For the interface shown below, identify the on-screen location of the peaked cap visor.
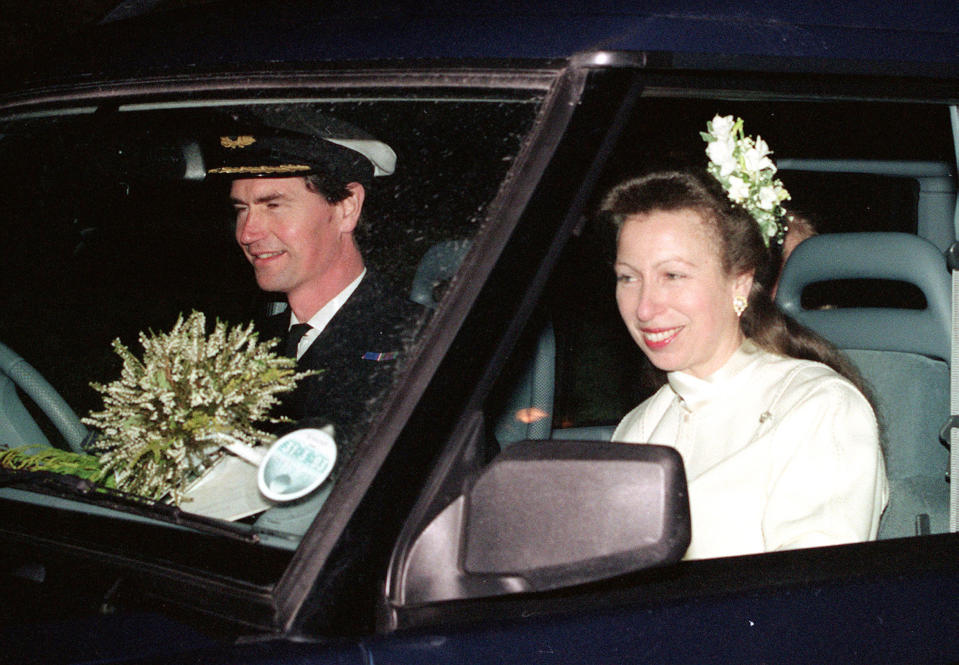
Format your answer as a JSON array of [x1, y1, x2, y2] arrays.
[[205, 114, 396, 182]]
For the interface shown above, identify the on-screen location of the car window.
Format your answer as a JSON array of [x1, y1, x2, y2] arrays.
[[0, 90, 546, 575], [387, 90, 957, 620], [551, 96, 955, 430]]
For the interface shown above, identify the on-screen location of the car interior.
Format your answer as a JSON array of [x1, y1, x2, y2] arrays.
[[0, 94, 955, 569], [777, 230, 951, 538], [422, 101, 958, 548]]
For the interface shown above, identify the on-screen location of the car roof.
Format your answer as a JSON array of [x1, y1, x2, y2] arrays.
[[10, 0, 959, 88]]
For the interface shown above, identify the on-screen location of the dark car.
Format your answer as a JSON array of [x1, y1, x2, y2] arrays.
[[2, 2, 959, 663]]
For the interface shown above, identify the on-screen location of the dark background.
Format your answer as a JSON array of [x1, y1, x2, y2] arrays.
[[0, 1, 117, 68]]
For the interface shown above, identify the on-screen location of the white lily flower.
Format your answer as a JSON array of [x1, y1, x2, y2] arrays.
[[706, 139, 737, 176], [744, 141, 774, 173], [727, 176, 749, 202], [758, 185, 779, 210], [710, 114, 736, 140]]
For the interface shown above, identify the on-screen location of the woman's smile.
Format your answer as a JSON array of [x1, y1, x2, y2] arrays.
[[640, 326, 683, 348]]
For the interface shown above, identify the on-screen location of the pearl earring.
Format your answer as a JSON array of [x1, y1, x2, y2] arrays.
[[733, 295, 748, 317]]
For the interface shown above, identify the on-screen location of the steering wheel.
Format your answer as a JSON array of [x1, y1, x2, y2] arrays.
[[0, 341, 87, 453]]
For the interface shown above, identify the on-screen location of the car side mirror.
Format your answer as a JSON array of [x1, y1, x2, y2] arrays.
[[394, 439, 690, 606]]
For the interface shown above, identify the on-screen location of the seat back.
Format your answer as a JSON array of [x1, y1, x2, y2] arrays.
[[410, 239, 560, 447], [776, 232, 951, 538], [493, 321, 556, 446]]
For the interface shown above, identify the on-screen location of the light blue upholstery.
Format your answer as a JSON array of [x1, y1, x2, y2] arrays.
[[491, 326, 616, 447], [409, 239, 562, 448], [410, 240, 614, 448], [0, 341, 89, 453], [409, 238, 472, 310], [777, 160, 956, 253], [776, 232, 950, 360], [776, 232, 951, 539], [0, 372, 50, 449], [494, 323, 557, 447], [551, 425, 616, 441]]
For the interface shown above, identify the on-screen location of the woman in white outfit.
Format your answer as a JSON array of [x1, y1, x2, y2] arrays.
[[603, 162, 888, 560]]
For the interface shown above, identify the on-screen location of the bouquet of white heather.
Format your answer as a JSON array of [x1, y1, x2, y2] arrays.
[[701, 114, 791, 246], [83, 311, 313, 504]]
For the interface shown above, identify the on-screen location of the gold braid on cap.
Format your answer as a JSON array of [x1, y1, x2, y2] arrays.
[[207, 164, 312, 175], [220, 135, 256, 149]]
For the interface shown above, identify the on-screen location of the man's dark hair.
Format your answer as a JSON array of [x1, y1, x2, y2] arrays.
[[305, 173, 352, 203]]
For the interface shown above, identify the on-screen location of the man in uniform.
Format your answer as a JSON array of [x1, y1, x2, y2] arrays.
[[206, 113, 421, 453]]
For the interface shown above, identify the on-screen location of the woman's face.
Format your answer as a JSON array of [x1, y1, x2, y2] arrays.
[[614, 208, 752, 379]]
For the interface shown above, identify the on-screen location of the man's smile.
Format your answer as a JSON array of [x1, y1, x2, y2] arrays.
[[249, 249, 286, 263]]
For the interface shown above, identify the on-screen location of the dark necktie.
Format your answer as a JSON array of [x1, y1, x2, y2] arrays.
[[284, 323, 313, 358]]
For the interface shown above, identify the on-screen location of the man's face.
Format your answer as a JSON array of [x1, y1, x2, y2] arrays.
[[231, 177, 352, 300]]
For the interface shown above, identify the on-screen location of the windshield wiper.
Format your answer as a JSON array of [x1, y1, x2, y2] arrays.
[[0, 469, 259, 543]]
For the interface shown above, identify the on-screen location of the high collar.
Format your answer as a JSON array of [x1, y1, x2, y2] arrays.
[[666, 339, 763, 412]]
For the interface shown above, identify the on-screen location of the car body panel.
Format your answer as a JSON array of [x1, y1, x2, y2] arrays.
[[1, 2, 958, 664], [10, 0, 959, 89]]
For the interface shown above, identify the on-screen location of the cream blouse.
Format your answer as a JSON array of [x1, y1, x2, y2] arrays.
[[612, 340, 888, 560]]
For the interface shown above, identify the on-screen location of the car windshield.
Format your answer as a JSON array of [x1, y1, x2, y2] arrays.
[[0, 90, 546, 567]]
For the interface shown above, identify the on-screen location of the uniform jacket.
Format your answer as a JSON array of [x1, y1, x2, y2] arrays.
[[259, 271, 423, 456]]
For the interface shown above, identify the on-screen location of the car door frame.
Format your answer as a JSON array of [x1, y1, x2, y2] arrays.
[[375, 57, 959, 660]]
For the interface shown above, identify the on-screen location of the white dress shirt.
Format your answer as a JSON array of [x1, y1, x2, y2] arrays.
[[289, 269, 366, 360], [613, 340, 888, 560]]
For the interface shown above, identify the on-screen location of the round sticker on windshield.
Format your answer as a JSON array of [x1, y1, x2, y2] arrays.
[[257, 428, 337, 502]]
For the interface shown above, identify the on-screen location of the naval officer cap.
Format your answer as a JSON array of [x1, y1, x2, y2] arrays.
[[205, 111, 396, 185]]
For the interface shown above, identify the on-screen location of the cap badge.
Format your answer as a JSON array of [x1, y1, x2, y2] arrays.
[[220, 135, 257, 149]]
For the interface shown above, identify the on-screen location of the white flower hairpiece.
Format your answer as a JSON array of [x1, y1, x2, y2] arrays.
[[701, 115, 791, 247]]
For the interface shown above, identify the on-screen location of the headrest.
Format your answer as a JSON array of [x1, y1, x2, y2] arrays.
[[410, 239, 472, 309], [776, 232, 951, 361]]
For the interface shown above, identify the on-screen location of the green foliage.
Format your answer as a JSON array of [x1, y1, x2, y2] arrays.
[[0, 445, 113, 486], [83, 311, 314, 504]]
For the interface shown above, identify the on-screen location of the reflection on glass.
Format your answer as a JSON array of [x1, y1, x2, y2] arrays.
[[0, 94, 543, 571]]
